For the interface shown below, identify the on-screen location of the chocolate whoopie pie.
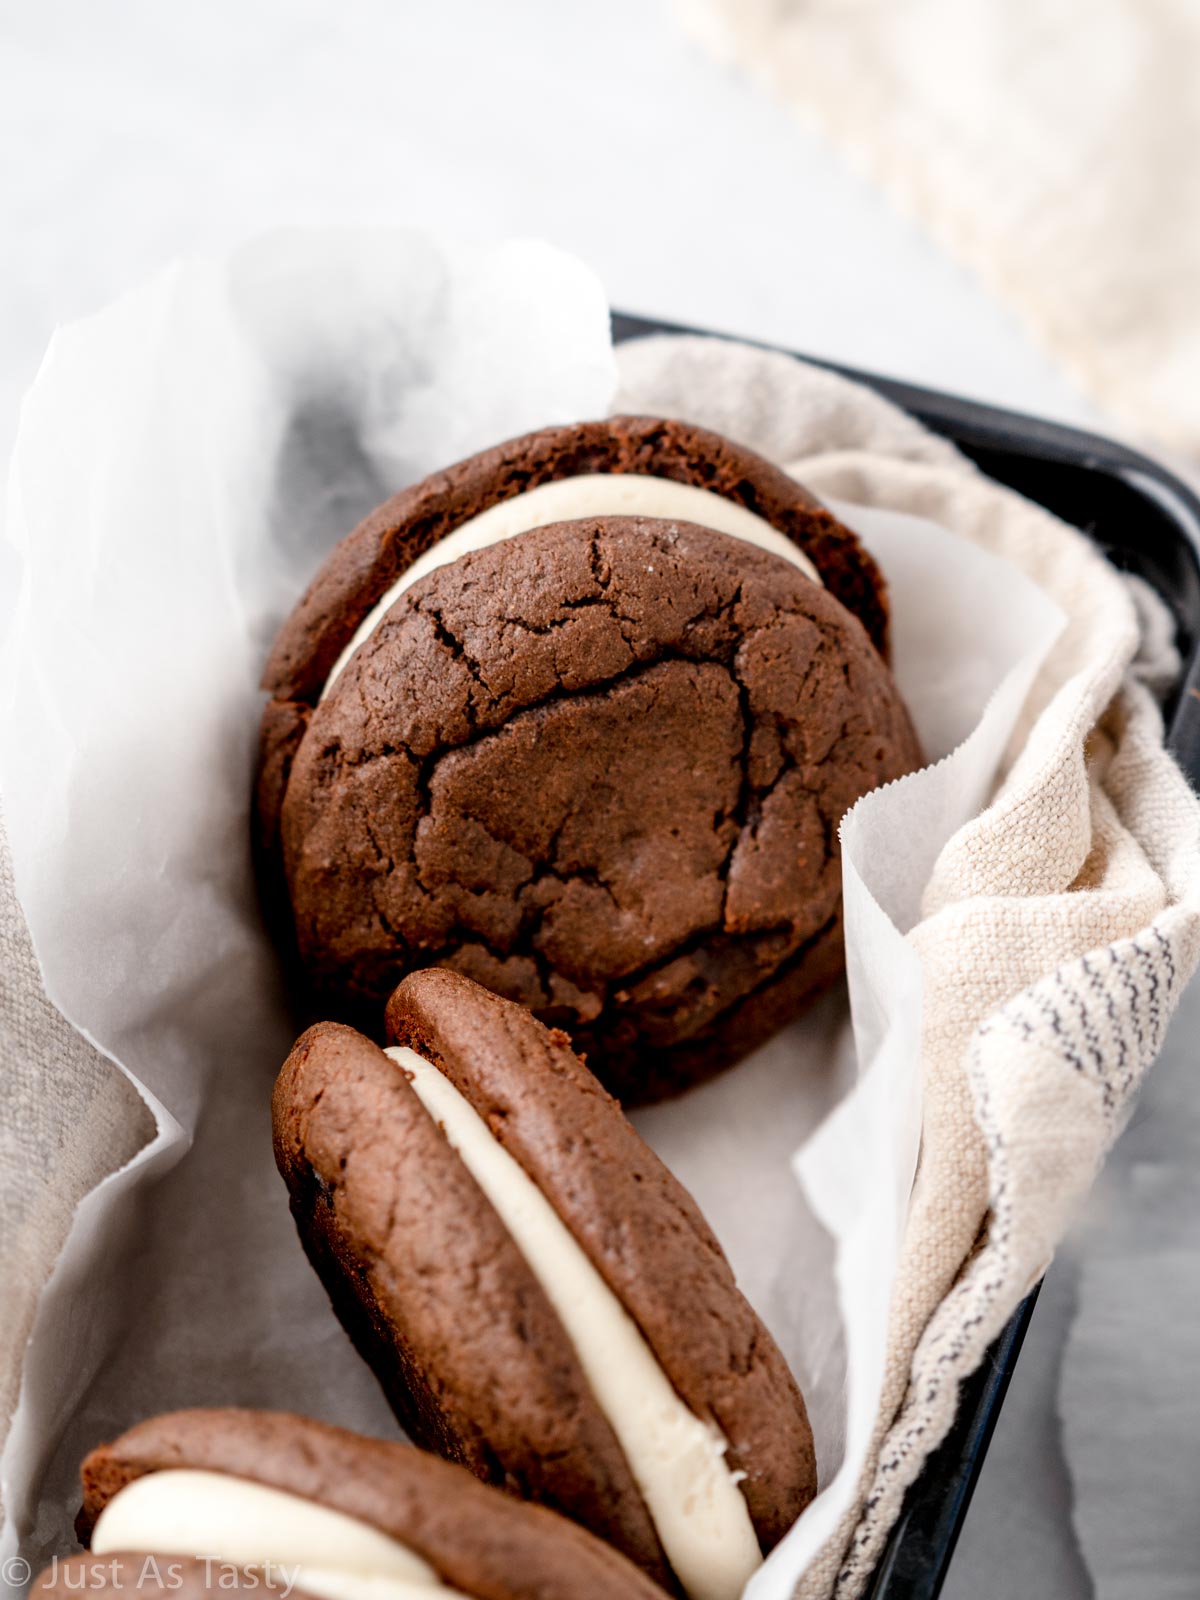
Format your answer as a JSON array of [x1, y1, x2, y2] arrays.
[[39, 1407, 664, 1600], [257, 418, 921, 1102], [273, 968, 818, 1600]]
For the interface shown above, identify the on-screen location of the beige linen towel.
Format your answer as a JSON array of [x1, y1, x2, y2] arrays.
[[615, 333, 1200, 1596], [0, 818, 153, 1511], [678, 0, 1200, 458]]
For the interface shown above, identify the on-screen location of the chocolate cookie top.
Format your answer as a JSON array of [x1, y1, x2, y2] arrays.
[[75, 1408, 667, 1600], [273, 972, 816, 1597], [263, 415, 888, 704], [270, 515, 920, 1091]]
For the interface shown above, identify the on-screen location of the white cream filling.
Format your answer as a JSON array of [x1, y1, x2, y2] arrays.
[[321, 473, 823, 695], [390, 1045, 763, 1600], [91, 1469, 472, 1600]]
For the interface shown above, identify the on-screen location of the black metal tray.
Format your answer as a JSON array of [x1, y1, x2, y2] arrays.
[[612, 310, 1200, 1600]]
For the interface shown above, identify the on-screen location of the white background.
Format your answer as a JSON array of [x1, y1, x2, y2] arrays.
[[4, 2, 1197, 1595]]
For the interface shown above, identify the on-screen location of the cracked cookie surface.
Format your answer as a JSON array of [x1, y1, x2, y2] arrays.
[[276, 515, 921, 1100]]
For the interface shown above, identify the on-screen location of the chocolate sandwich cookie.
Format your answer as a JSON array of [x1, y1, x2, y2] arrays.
[[273, 968, 818, 1600], [259, 454, 921, 1099], [38, 1407, 665, 1600]]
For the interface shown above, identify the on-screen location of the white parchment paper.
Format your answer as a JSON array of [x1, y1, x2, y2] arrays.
[[0, 229, 1063, 1591]]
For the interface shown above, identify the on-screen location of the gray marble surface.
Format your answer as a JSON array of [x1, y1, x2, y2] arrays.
[[3, 3, 1197, 1594]]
